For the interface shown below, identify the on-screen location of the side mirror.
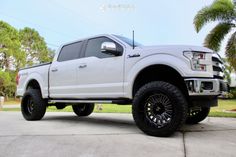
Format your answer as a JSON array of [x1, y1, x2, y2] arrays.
[[101, 42, 121, 56]]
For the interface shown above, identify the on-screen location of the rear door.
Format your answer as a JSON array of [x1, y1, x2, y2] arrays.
[[49, 41, 84, 98]]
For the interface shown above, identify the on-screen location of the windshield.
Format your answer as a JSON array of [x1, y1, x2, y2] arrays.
[[114, 35, 142, 47]]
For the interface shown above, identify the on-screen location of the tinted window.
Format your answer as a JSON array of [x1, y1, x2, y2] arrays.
[[85, 37, 116, 58], [58, 42, 82, 62]]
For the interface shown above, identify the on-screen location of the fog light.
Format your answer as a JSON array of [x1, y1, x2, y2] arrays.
[[201, 82, 213, 90]]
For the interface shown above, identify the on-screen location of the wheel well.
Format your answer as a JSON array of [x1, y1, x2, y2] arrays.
[[132, 65, 189, 98], [26, 79, 41, 91]]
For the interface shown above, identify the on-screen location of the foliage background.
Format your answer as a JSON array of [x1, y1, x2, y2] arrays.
[[194, 0, 236, 71], [0, 20, 54, 99]]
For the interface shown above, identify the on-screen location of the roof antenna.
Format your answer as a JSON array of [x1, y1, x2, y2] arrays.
[[132, 30, 135, 49]]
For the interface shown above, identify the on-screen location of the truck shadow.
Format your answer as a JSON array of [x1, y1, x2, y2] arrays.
[[44, 114, 137, 128], [42, 114, 236, 133]]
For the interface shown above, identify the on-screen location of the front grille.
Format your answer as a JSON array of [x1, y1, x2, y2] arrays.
[[212, 53, 224, 80]]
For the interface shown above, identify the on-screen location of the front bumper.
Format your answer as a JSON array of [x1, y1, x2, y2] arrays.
[[185, 78, 228, 96]]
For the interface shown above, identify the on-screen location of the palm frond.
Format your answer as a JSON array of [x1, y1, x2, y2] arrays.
[[194, 0, 235, 32], [226, 31, 236, 71], [204, 22, 233, 51]]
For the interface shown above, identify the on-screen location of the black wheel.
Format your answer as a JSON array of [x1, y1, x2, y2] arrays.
[[72, 103, 94, 117], [132, 81, 188, 137], [21, 89, 47, 121], [186, 107, 210, 124], [55, 103, 66, 110]]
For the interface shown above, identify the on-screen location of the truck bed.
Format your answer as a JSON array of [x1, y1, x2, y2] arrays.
[[17, 62, 52, 98], [20, 62, 52, 70]]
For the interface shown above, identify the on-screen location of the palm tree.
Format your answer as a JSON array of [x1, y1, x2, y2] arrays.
[[194, 0, 236, 71], [222, 58, 233, 85]]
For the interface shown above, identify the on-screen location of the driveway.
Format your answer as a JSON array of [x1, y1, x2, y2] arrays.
[[0, 112, 235, 157]]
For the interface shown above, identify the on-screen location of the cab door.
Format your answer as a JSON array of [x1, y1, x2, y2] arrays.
[[49, 41, 84, 98], [75, 37, 125, 98]]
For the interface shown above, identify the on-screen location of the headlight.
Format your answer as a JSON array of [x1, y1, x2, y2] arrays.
[[184, 51, 207, 71]]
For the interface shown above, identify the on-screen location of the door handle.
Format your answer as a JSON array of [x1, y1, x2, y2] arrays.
[[51, 68, 58, 72], [79, 64, 87, 68]]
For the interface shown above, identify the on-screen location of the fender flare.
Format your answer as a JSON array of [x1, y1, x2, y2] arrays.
[[125, 54, 189, 98], [23, 72, 48, 98]]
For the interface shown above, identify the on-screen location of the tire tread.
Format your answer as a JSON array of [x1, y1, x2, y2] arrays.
[[21, 89, 47, 121], [132, 81, 188, 137]]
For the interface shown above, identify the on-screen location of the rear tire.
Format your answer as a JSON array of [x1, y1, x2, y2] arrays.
[[55, 103, 66, 110], [132, 81, 188, 137], [21, 89, 47, 121], [186, 107, 210, 124], [72, 103, 94, 117]]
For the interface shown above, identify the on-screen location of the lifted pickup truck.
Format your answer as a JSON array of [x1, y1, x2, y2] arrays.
[[16, 34, 227, 137]]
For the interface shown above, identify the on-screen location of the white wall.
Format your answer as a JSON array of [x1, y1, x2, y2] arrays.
[[230, 73, 236, 87]]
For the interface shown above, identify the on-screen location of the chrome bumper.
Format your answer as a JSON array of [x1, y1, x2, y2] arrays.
[[185, 78, 228, 96]]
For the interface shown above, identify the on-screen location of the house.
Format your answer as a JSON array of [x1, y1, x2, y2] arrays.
[[230, 73, 236, 88]]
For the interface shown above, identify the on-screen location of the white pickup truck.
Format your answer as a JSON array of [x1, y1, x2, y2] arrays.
[[16, 34, 227, 137]]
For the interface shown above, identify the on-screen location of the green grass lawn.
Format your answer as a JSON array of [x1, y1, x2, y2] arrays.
[[1, 99, 236, 118], [209, 99, 236, 118], [2, 98, 20, 105]]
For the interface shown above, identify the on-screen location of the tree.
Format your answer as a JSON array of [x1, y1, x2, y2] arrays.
[[47, 48, 56, 61], [0, 21, 25, 71], [19, 27, 52, 66], [222, 58, 234, 85], [194, 0, 236, 71], [0, 21, 55, 99], [0, 70, 11, 97]]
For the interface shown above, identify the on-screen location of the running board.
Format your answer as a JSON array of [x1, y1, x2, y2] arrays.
[[48, 98, 132, 105], [49, 99, 112, 104]]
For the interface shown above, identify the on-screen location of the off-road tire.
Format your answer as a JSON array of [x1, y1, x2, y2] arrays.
[[186, 107, 210, 124], [21, 89, 47, 120], [132, 81, 188, 137], [55, 103, 66, 110], [72, 103, 94, 117]]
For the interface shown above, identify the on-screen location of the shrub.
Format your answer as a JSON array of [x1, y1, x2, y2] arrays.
[[230, 88, 236, 99]]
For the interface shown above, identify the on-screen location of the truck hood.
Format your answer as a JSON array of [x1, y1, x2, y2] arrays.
[[138, 45, 214, 54]]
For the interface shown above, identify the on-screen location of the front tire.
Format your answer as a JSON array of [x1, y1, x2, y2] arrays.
[[132, 81, 188, 137], [72, 103, 94, 117], [21, 89, 47, 121], [186, 107, 210, 124]]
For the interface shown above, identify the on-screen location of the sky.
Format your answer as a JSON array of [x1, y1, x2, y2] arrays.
[[0, 0, 226, 56]]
